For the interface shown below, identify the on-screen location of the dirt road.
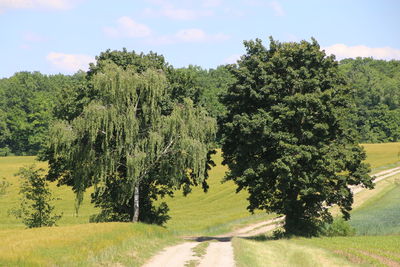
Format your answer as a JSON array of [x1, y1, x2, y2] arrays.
[[141, 215, 284, 267], [141, 166, 400, 267]]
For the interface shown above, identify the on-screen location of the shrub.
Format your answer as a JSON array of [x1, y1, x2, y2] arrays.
[[319, 218, 355, 237], [0, 177, 10, 196], [9, 166, 62, 228]]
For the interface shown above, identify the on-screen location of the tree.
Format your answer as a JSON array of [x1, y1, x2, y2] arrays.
[[339, 58, 400, 143], [0, 72, 81, 155], [9, 166, 62, 228], [0, 177, 10, 196], [220, 37, 373, 236], [46, 62, 216, 224]]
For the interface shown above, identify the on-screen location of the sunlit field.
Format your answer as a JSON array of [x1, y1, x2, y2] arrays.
[[362, 142, 400, 172], [232, 173, 400, 267], [0, 143, 399, 265]]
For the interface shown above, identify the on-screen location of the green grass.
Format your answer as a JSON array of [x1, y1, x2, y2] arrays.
[[296, 235, 400, 266], [232, 237, 355, 267], [164, 152, 274, 236], [232, 148, 400, 267], [185, 241, 210, 267], [0, 156, 99, 229], [0, 222, 177, 267], [0, 142, 399, 266], [233, 234, 400, 267], [362, 142, 400, 172], [349, 175, 400, 236], [0, 151, 271, 266]]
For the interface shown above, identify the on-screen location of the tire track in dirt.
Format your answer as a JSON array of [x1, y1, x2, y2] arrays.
[[141, 166, 400, 267]]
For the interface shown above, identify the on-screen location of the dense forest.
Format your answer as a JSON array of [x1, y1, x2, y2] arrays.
[[0, 53, 399, 156]]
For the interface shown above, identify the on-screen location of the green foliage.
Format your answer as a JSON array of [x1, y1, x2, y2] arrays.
[[169, 65, 234, 120], [9, 166, 62, 228], [45, 61, 216, 224], [0, 177, 10, 196], [88, 48, 171, 77], [340, 58, 400, 143], [0, 72, 84, 155], [319, 218, 355, 237], [220, 37, 373, 236]]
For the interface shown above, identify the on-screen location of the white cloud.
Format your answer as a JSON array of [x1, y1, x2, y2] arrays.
[[46, 52, 94, 72], [147, 28, 230, 45], [0, 0, 80, 12], [104, 16, 151, 38], [323, 44, 400, 60], [224, 54, 241, 64], [268, 1, 284, 16]]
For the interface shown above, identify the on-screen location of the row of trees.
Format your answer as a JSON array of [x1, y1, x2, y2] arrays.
[[1, 56, 400, 157], [0, 51, 233, 156], [341, 58, 400, 142], [0, 39, 387, 235]]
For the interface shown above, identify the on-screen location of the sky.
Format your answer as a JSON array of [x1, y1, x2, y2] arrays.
[[1, 0, 400, 78]]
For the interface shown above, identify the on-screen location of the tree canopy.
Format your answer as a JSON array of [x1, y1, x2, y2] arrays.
[[339, 58, 400, 143], [220, 38, 373, 236], [45, 60, 216, 223], [1, 52, 399, 157]]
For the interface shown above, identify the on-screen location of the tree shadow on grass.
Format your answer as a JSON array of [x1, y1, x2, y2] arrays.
[[186, 236, 232, 242]]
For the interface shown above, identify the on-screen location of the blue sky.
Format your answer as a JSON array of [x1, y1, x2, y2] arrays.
[[1, 0, 399, 77]]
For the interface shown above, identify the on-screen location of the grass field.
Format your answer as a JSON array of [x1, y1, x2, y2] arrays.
[[0, 156, 98, 229], [0, 222, 177, 266], [232, 172, 400, 267], [232, 237, 356, 267], [362, 142, 400, 172], [0, 151, 272, 266], [0, 143, 399, 266], [349, 175, 400, 236], [234, 234, 400, 267]]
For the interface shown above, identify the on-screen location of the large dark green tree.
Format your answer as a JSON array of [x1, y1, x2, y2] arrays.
[[46, 62, 216, 223], [220, 37, 373, 236]]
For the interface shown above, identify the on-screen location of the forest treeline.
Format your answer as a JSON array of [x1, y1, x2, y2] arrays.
[[0, 53, 399, 156]]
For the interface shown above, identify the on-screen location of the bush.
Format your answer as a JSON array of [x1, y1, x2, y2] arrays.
[[0, 177, 10, 196], [319, 218, 355, 237], [9, 166, 62, 228], [0, 146, 13, 157]]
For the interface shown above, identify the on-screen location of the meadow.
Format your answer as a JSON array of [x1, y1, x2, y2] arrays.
[[0, 143, 399, 266], [232, 173, 400, 267], [0, 151, 272, 266], [362, 142, 400, 172]]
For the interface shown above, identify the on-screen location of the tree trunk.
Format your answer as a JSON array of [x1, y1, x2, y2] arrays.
[[132, 183, 140, 222]]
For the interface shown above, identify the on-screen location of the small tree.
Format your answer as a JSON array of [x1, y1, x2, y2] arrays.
[[220, 37, 373, 236], [0, 177, 10, 196], [10, 166, 62, 228]]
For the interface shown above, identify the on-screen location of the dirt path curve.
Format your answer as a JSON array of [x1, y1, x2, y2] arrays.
[[351, 166, 400, 194], [141, 166, 400, 267]]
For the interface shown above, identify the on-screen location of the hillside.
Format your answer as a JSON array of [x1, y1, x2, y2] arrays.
[[232, 171, 400, 267], [0, 143, 399, 266]]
